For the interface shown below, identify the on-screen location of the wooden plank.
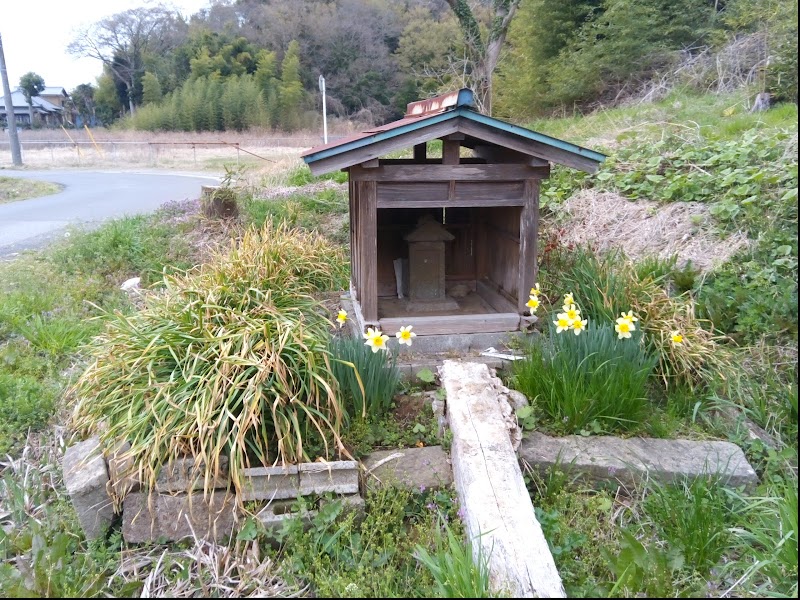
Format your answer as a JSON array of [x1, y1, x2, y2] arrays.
[[358, 181, 378, 322], [441, 361, 566, 598], [379, 313, 519, 336], [476, 278, 518, 314], [360, 158, 380, 168], [442, 139, 460, 165], [455, 181, 524, 202], [413, 143, 426, 162], [458, 118, 600, 174], [378, 197, 526, 209], [308, 120, 459, 175], [517, 180, 539, 313], [351, 163, 547, 182], [377, 181, 526, 208]]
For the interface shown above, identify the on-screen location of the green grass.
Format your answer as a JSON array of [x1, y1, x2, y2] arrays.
[[329, 335, 402, 422], [512, 323, 658, 434], [0, 176, 62, 204]]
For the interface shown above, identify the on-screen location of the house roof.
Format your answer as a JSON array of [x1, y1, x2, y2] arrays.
[[2, 90, 62, 113], [41, 86, 68, 97], [302, 88, 606, 175]]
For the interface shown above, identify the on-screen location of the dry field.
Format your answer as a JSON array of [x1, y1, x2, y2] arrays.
[[0, 127, 358, 180]]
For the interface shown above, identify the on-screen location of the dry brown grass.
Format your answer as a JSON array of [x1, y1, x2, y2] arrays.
[[112, 538, 304, 598], [558, 190, 750, 272]]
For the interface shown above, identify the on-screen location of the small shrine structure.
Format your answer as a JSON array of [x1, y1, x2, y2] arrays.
[[301, 89, 605, 336]]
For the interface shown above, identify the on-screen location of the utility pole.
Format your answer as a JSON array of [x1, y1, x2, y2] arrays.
[[318, 75, 328, 144], [0, 32, 23, 166]]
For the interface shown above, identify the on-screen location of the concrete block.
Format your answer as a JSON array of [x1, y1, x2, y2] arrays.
[[299, 461, 359, 495], [105, 440, 140, 499], [155, 455, 229, 493], [518, 432, 759, 491], [122, 491, 236, 544], [362, 446, 452, 494], [240, 465, 300, 501], [63, 437, 115, 540]]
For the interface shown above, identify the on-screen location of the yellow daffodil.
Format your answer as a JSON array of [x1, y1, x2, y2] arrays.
[[363, 327, 389, 353], [671, 331, 684, 345], [571, 318, 588, 335], [563, 292, 575, 306], [530, 283, 541, 297], [554, 313, 572, 333], [336, 310, 348, 327], [396, 325, 416, 346], [526, 295, 540, 312], [564, 304, 581, 321], [619, 310, 639, 323], [615, 317, 635, 339]]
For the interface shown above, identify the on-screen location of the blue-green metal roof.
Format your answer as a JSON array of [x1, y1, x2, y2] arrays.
[[301, 102, 606, 168]]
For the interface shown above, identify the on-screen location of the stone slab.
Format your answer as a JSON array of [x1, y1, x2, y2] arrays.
[[62, 437, 115, 540], [155, 455, 229, 493], [298, 461, 359, 495], [240, 465, 300, 501], [396, 356, 505, 380], [362, 446, 452, 493], [442, 360, 565, 598], [518, 432, 759, 490], [122, 491, 236, 544]]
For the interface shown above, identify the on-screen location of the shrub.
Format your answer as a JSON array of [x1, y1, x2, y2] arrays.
[[71, 222, 349, 498], [328, 336, 401, 422], [513, 323, 658, 433]]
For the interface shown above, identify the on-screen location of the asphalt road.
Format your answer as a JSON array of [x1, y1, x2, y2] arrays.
[[0, 170, 220, 257]]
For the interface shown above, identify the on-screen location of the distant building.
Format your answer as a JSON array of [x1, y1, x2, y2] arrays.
[[0, 87, 69, 127]]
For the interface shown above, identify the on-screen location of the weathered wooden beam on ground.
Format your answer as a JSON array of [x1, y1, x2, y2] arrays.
[[440, 360, 565, 598]]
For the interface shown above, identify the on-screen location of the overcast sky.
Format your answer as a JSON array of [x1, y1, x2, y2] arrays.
[[1, 0, 213, 92]]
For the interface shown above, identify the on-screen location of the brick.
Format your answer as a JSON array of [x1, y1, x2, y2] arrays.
[[298, 461, 359, 495], [62, 437, 115, 540], [122, 491, 235, 544], [240, 465, 300, 501], [155, 456, 229, 493]]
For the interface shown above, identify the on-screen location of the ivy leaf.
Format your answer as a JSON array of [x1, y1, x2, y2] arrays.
[[416, 368, 436, 384]]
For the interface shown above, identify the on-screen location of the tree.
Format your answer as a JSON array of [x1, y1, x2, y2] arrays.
[[276, 40, 304, 131], [19, 72, 45, 127], [445, 0, 521, 115], [68, 6, 184, 114], [94, 72, 122, 125], [141, 72, 162, 104], [70, 83, 96, 126]]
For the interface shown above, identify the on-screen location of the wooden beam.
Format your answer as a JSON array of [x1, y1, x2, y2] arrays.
[[517, 180, 540, 314], [471, 144, 550, 167], [379, 313, 519, 336], [443, 132, 466, 141], [307, 119, 459, 175], [458, 118, 601, 173], [359, 158, 380, 168], [441, 360, 566, 598], [357, 180, 378, 322], [378, 158, 487, 165], [350, 163, 548, 182], [413, 143, 426, 162], [442, 139, 460, 165]]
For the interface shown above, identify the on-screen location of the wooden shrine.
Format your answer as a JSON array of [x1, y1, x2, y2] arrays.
[[301, 89, 605, 336]]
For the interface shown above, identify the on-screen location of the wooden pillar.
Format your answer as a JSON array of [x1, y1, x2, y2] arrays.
[[413, 143, 426, 162], [442, 138, 460, 165], [517, 180, 540, 313], [349, 176, 359, 296], [357, 180, 378, 322]]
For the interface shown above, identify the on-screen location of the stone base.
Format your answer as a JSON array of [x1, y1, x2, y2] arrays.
[[406, 297, 460, 312], [362, 446, 452, 494]]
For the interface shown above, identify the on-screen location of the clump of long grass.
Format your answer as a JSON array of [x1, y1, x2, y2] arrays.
[[328, 336, 401, 422], [70, 222, 349, 499], [555, 248, 726, 387], [413, 517, 493, 599], [513, 323, 658, 433]]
